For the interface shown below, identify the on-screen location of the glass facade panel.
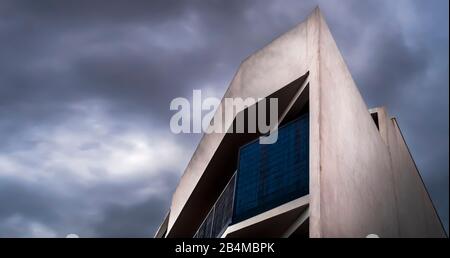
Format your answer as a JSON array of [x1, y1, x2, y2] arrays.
[[212, 175, 235, 237], [194, 207, 214, 238], [232, 114, 309, 223], [194, 174, 236, 238]]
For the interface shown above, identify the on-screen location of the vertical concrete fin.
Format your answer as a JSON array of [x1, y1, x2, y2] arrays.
[[314, 7, 446, 237], [316, 6, 401, 237], [388, 118, 447, 237], [305, 6, 322, 238], [166, 7, 320, 236]]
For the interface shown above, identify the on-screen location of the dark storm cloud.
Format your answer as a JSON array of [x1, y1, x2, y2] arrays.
[[0, 0, 258, 126], [93, 195, 169, 237], [0, 178, 59, 224], [0, 163, 179, 237], [88, 170, 179, 237], [0, 0, 448, 236]]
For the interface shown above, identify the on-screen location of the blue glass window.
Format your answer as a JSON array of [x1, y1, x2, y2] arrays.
[[232, 114, 309, 223]]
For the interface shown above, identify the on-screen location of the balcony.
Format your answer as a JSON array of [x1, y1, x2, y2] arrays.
[[194, 114, 309, 238], [193, 173, 236, 238]]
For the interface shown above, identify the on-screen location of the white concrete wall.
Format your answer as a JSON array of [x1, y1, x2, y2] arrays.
[[165, 7, 446, 238], [313, 10, 445, 237], [386, 117, 445, 237], [312, 11, 398, 237], [167, 8, 319, 233]]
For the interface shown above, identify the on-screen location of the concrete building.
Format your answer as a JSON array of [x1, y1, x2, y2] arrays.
[[155, 7, 446, 238]]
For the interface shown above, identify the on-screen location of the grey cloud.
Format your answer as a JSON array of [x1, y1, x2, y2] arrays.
[[0, 167, 179, 237], [92, 195, 169, 237], [0, 178, 59, 225]]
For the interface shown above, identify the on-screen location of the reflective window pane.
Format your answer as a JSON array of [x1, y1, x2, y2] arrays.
[[233, 114, 309, 223]]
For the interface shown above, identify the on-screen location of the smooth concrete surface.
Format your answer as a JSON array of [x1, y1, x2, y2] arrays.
[[154, 212, 169, 238], [166, 75, 308, 237], [311, 10, 445, 237], [222, 195, 310, 238], [369, 107, 389, 145], [161, 7, 446, 238], [167, 8, 319, 234], [387, 117, 446, 237], [311, 11, 399, 237]]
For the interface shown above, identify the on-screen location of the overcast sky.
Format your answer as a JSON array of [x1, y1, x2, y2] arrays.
[[0, 0, 448, 237]]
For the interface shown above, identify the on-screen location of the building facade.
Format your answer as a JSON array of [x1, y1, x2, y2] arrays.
[[155, 8, 446, 238]]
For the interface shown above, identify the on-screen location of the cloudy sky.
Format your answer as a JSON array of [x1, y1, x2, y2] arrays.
[[0, 0, 448, 237]]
